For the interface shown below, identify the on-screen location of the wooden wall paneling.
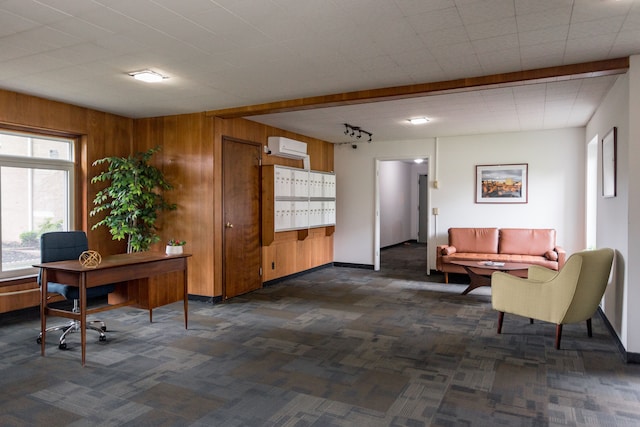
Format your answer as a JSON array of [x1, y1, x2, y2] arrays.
[[262, 245, 277, 282], [213, 117, 224, 297], [85, 110, 132, 256], [159, 113, 215, 297], [261, 165, 276, 246], [0, 89, 88, 134], [0, 280, 39, 313], [0, 89, 135, 313], [277, 237, 298, 277], [214, 117, 336, 287], [131, 113, 216, 300], [262, 231, 299, 281]]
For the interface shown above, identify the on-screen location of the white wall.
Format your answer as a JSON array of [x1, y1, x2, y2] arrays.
[[586, 73, 629, 343], [628, 55, 640, 355], [335, 128, 585, 270], [432, 129, 586, 258], [334, 55, 640, 356], [334, 140, 432, 265], [586, 55, 640, 354], [379, 161, 413, 247]]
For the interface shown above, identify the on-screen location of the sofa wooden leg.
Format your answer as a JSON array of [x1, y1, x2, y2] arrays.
[[444, 272, 449, 284], [497, 312, 504, 334], [586, 318, 593, 337], [530, 318, 534, 324], [555, 324, 563, 349]]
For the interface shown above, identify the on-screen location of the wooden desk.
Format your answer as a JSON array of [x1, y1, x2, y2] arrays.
[[35, 252, 191, 366]]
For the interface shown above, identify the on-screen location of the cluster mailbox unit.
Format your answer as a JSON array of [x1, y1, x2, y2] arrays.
[[268, 165, 336, 232]]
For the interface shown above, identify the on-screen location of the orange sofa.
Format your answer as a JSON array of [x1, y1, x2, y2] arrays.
[[436, 228, 566, 284]]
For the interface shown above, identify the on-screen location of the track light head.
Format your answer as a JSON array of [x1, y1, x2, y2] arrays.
[[341, 123, 371, 144]]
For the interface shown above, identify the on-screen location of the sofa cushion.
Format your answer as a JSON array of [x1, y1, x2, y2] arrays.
[[499, 228, 556, 256], [449, 228, 499, 254], [442, 253, 559, 270]]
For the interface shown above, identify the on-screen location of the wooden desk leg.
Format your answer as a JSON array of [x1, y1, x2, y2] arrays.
[[80, 274, 87, 366], [184, 261, 188, 329], [40, 269, 47, 357]]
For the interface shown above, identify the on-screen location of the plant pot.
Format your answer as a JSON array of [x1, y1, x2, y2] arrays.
[[166, 245, 183, 255]]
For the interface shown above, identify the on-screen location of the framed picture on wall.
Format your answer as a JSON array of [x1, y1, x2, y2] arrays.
[[602, 127, 617, 198], [476, 164, 528, 204]]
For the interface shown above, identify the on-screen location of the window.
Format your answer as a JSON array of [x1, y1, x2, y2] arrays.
[[0, 129, 74, 279]]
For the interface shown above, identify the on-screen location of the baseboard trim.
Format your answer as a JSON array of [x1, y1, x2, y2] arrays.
[[597, 307, 639, 364], [262, 263, 335, 287], [333, 262, 374, 270]]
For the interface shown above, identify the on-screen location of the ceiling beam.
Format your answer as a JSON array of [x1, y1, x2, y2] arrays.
[[206, 57, 629, 119]]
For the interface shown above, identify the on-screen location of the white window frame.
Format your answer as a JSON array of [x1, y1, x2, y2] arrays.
[[0, 131, 75, 279]]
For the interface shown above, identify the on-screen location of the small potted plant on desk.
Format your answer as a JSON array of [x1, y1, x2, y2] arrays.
[[166, 239, 186, 255]]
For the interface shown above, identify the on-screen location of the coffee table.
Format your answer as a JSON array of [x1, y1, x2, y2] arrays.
[[451, 260, 531, 295]]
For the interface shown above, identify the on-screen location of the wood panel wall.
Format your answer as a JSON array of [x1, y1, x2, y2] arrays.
[[0, 89, 335, 312], [214, 117, 335, 287], [134, 114, 335, 298], [0, 89, 132, 313], [133, 113, 215, 298]]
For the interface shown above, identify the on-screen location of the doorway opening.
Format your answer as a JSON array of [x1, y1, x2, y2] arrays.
[[374, 157, 430, 272]]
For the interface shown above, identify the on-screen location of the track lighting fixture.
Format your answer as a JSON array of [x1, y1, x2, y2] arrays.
[[340, 123, 373, 145]]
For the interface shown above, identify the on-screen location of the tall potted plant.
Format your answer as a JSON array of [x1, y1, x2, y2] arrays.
[[90, 146, 176, 253]]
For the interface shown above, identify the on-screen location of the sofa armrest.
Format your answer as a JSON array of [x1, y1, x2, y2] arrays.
[[437, 245, 456, 256], [555, 246, 566, 269], [436, 245, 453, 271]]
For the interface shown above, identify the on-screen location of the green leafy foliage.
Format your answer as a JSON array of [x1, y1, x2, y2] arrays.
[[90, 146, 176, 253]]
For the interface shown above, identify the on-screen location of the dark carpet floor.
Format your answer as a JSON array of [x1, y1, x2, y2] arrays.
[[1, 242, 639, 426]]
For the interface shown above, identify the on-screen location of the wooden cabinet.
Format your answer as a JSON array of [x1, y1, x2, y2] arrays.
[[262, 164, 335, 281], [262, 165, 336, 246]]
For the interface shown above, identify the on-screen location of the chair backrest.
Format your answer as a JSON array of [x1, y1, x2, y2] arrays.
[[560, 248, 614, 323], [38, 231, 88, 285]]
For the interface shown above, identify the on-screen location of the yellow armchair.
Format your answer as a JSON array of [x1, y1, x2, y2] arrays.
[[491, 248, 614, 349]]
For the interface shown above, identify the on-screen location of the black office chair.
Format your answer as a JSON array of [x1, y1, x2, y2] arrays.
[[36, 231, 116, 349]]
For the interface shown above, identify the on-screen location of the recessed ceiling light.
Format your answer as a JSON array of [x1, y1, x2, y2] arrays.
[[408, 117, 429, 125], [128, 70, 166, 83]]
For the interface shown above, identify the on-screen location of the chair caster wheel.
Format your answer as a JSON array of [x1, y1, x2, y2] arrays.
[[59, 342, 67, 350], [99, 335, 106, 342], [101, 326, 107, 332], [37, 337, 42, 344]]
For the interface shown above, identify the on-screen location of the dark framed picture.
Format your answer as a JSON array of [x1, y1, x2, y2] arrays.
[[476, 164, 528, 204], [602, 127, 617, 198]]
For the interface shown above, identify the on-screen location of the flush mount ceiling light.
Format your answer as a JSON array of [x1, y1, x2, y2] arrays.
[[414, 158, 424, 164], [128, 70, 166, 83], [408, 117, 429, 125]]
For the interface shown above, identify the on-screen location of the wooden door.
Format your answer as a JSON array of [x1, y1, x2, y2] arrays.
[[222, 137, 262, 299]]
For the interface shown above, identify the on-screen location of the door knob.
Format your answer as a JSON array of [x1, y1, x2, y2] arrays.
[[225, 222, 234, 228]]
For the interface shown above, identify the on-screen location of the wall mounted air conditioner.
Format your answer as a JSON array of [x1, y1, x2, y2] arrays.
[[268, 136, 307, 159]]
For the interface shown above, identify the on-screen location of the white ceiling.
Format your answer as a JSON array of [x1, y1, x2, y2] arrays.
[[1, 0, 639, 142]]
